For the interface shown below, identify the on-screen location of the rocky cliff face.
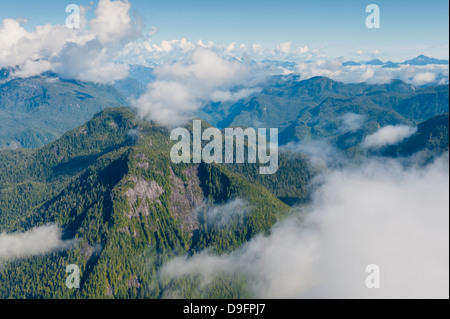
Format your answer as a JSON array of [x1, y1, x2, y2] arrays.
[[124, 176, 165, 218], [169, 165, 204, 234]]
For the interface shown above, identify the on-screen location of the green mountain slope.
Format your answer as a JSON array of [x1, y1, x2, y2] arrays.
[[0, 107, 314, 299], [383, 113, 449, 161], [0, 71, 125, 149], [394, 86, 449, 123], [198, 76, 449, 147]]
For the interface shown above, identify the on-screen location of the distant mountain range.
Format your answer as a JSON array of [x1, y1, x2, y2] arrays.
[[0, 64, 159, 149], [1, 55, 448, 153], [0, 70, 125, 148], [198, 76, 449, 156], [343, 54, 449, 68], [0, 70, 126, 149]]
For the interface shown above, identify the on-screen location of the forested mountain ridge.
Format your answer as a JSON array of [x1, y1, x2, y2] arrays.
[[0, 107, 316, 298], [2, 71, 448, 152], [198, 76, 449, 147], [0, 70, 126, 149]]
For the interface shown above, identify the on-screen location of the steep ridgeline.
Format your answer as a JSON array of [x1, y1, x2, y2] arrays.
[[0, 107, 316, 299], [0, 70, 125, 149]]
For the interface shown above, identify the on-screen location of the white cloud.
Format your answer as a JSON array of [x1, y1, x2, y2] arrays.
[[90, 0, 137, 45], [295, 61, 448, 86], [133, 47, 258, 126], [51, 40, 130, 84], [297, 46, 309, 54], [120, 38, 315, 67], [12, 60, 52, 78], [283, 140, 340, 166], [155, 48, 248, 86], [161, 155, 449, 299], [1, 0, 140, 83], [209, 88, 261, 102], [1, 0, 447, 87], [274, 41, 309, 57], [340, 113, 367, 133], [134, 80, 196, 126], [119, 38, 198, 65], [195, 198, 250, 227], [0, 225, 76, 260], [362, 125, 417, 149], [412, 72, 436, 86], [0, 18, 82, 71], [277, 41, 293, 54], [372, 49, 382, 56], [296, 58, 344, 79]]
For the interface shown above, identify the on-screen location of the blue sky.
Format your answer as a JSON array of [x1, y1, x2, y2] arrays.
[[0, 0, 448, 60]]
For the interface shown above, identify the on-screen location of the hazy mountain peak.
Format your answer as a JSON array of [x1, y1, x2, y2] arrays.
[[366, 59, 385, 65], [403, 55, 449, 65]]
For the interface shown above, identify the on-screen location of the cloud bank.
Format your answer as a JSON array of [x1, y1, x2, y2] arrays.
[[195, 198, 250, 227], [0, 225, 76, 260], [295, 59, 449, 86], [339, 113, 367, 134], [0, 0, 447, 128], [132, 47, 260, 126], [0, 0, 140, 83], [362, 125, 417, 149], [0, 0, 447, 90], [161, 154, 449, 299]]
